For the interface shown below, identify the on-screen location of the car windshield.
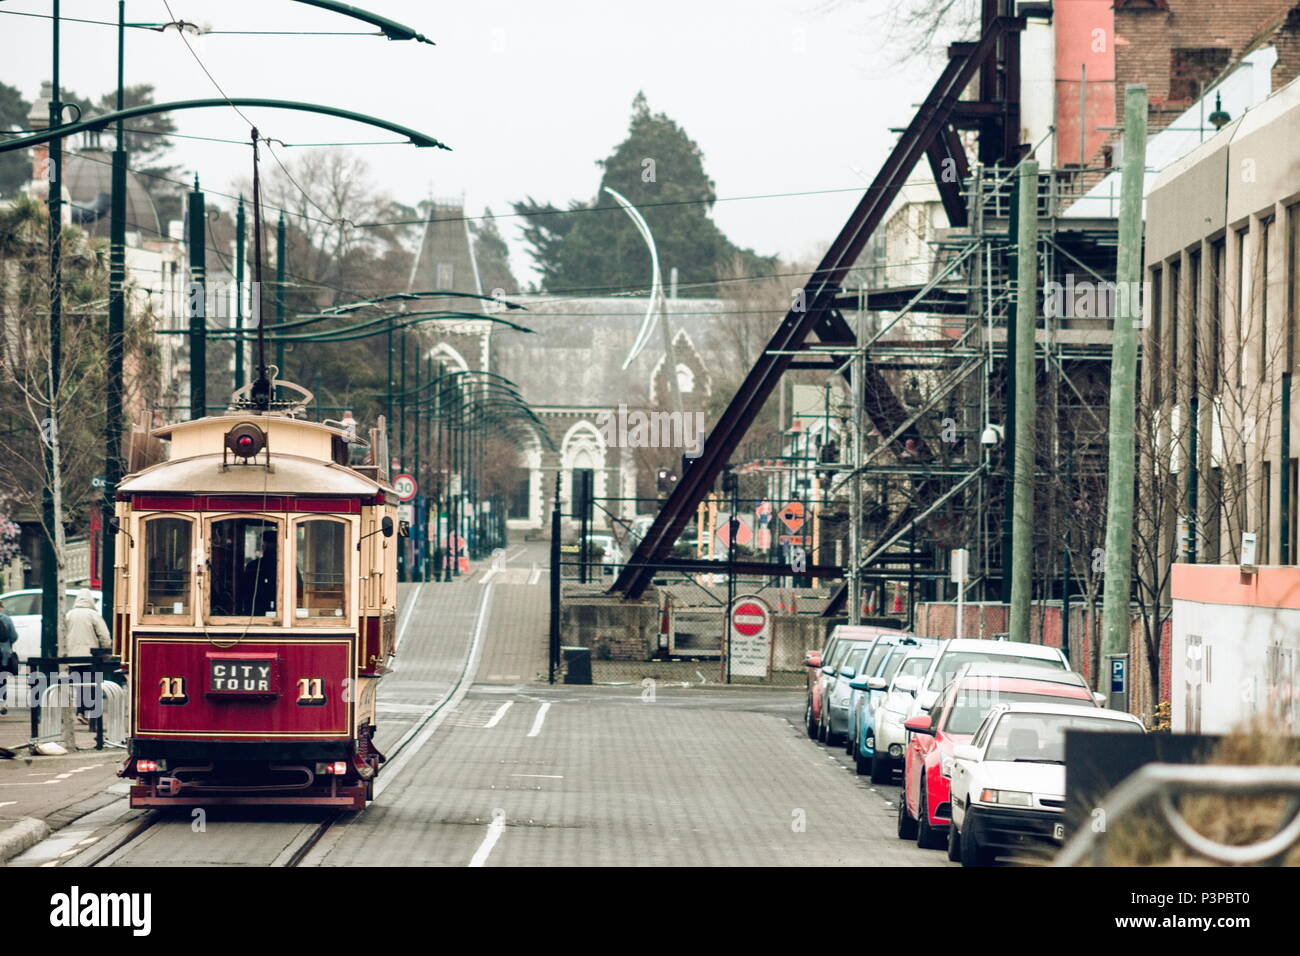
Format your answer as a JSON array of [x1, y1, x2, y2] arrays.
[[880, 647, 908, 682], [927, 650, 1063, 691], [943, 689, 1090, 735], [862, 642, 891, 677], [984, 713, 1142, 763], [840, 646, 869, 675], [3, 593, 41, 616]]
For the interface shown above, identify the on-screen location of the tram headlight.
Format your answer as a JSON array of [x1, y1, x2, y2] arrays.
[[225, 423, 266, 460]]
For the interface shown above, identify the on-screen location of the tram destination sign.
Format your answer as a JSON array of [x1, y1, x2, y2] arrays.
[[207, 657, 278, 697]]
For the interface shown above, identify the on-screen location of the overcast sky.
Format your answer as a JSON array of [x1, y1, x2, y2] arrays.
[[3, 0, 942, 287]]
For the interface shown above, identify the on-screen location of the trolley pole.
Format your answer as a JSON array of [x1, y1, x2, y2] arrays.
[[187, 176, 206, 420], [234, 196, 246, 392], [1009, 159, 1038, 642], [1102, 85, 1148, 657], [275, 212, 286, 386]]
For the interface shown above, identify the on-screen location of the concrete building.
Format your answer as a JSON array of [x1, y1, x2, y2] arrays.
[[1145, 68, 1300, 568]]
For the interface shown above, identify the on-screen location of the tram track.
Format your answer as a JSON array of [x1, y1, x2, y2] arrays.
[[67, 573, 494, 868]]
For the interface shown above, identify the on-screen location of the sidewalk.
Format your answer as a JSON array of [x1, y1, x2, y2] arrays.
[[0, 705, 128, 863]]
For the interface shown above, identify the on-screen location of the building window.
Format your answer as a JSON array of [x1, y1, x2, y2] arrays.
[[1169, 48, 1231, 103], [1261, 216, 1274, 383], [295, 520, 347, 619], [1169, 259, 1181, 404], [1235, 228, 1247, 389], [1210, 238, 1224, 393], [209, 517, 280, 619], [1263, 461, 1272, 565], [1188, 249, 1200, 394], [1149, 266, 1163, 405], [142, 517, 192, 618]]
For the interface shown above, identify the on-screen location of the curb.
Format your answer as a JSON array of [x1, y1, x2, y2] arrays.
[[0, 817, 51, 865]]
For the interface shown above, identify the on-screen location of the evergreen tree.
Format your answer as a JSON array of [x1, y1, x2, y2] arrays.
[[469, 207, 519, 295], [513, 93, 774, 296]]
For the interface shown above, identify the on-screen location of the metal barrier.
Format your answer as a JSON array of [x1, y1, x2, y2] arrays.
[[33, 679, 128, 750], [1055, 763, 1300, 866]]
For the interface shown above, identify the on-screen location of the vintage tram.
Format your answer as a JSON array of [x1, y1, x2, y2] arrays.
[[112, 383, 399, 809]]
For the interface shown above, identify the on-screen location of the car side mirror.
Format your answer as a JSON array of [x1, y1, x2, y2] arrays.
[[1093, 692, 1107, 707], [848, 676, 871, 691], [840, 666, 856, 680], [820, 665, 833, 676], [867, 677, 887, 690], [952, 744, 980, 762], [917, 690, 939, 712], [904, 715, 934, 736], [891, 675, 918, 695], [805, 651, 822, 668]]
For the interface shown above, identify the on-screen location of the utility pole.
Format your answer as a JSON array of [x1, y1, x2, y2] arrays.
[[1102, 85, 1148, 657], [187, 176, 206, 419], [848, 312, 863, 625], [102, 0, 127, 632], [1009, 159, 1039, 642], [41, 3, 64, 661], [549, 470, 561, 683]]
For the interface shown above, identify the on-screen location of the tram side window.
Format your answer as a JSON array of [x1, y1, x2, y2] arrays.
[[296, 520, 346, 618], [210, 518, 280, 618], [144, 518, 192, 616]]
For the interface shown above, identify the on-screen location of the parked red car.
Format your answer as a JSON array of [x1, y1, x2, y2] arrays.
[[897, 665, 1098, 850], [804, 624, 906, 739]]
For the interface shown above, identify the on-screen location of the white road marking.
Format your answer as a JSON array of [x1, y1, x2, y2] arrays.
[[527, 564, 541, 585], [526, 702, 551, 738], [393, 582, 424, 654], [0, 801, 15, 808], [374, 582, 494, 798], [510, 773, 562, 779], [468, 814, 506, 868], [484, 701, 513, 728], [479, 567, 499, 586], [508, 547, 526, 561]]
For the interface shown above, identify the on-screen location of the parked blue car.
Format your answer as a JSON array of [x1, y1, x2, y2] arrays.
[[846, 635, 939, 777]]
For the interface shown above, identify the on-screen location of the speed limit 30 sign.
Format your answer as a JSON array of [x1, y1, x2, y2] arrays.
[[393, 473, 418, 501]]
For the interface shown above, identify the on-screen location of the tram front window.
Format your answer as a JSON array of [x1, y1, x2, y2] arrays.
[[210, 518, 279, 618], [144, 518, 191, 616], [296, 520, 346, 618]]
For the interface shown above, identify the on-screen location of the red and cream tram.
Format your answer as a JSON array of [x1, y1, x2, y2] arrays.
[[112, 385, 398, 809]]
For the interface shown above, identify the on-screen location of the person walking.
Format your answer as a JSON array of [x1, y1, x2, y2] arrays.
[[0, 599, 18, 716], [65, 589, 110, 722]]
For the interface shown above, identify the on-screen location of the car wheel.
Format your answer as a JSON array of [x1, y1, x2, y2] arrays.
[[869, 752, 891, 785], [916, 781, 945, 850], [896, 790, 917, 840], [946, 819, 962, 862], [960, 824, 989, 867], [805, 700, 817, 740], [817, 713, 828, 743], [845, 723, 856, 756], [854, 745, 870, 776]]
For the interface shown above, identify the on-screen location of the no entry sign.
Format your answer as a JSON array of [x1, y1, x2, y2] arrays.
[[728, 594, 772, 679], [731, 600, 768, 636]]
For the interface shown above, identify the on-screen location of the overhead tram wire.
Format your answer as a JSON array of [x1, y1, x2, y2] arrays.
[[0, 7, 389, 35]]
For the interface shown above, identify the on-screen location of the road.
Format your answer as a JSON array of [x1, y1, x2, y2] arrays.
[[26, 542, 948, 867]]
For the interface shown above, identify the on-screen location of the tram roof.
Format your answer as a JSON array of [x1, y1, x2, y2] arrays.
[[118, 453, 382, 497]]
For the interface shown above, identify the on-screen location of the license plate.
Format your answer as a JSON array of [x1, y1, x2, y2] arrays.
[[208, 658, 277, 696], [1052, 822, 1066, 841]]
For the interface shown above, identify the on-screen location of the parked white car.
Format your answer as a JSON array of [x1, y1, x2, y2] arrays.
[[947, 701, 1145, 866], [911, 638, 1070, 717], [0, 588, 103, 663], [869, 647, 938, 781]]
